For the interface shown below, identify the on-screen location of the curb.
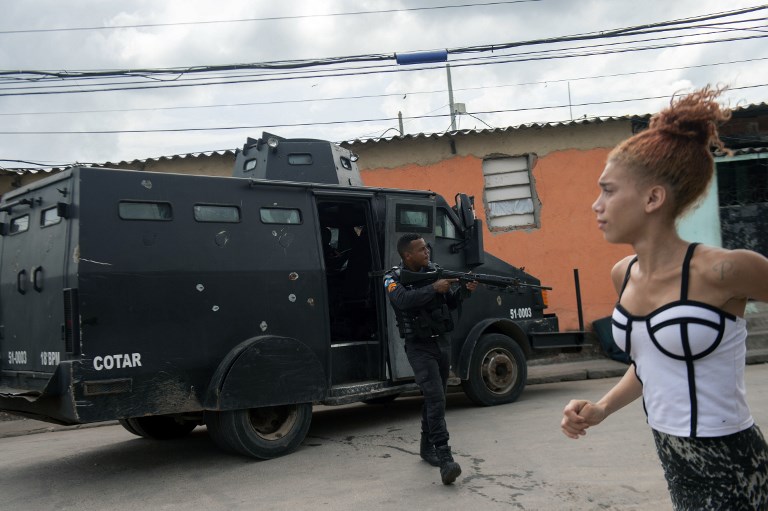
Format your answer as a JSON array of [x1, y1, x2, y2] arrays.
[[0, 419, 119, 439]]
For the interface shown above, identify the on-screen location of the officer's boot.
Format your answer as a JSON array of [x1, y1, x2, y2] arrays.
[[420, 432, 439, 467], [435, 445, 461, 485]]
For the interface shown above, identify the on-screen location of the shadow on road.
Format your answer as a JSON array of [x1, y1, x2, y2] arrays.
[[5, 388, 547, 483]]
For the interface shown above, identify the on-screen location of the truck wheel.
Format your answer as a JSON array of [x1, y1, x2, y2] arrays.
[[118, 418, 141, 436], [462, 333, 527, 406], [205, 403, 312, 459], [125, 416, 197, 440]]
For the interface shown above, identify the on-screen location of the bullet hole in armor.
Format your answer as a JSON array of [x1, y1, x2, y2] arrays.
[[215, 231, 230, 247]]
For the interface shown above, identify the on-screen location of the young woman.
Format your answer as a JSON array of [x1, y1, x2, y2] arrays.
[[560, 86, 768, 509]]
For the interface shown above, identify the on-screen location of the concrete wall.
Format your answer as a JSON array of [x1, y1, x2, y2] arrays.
[[350, 121, 637, 330], [0, 171, 60, 197]]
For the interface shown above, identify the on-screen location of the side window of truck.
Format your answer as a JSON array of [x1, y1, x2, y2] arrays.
[[118, 201, 173, 221], [10, 215, 29, 234], [435, 208, 459, 239], [395, 204, 432, 233], [260, 207, 302, 224], [193, 204, 240, 223], [41, 206, 61, 227]]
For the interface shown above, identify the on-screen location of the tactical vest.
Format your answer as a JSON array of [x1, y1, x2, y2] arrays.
[[390, 266, 454, 340]]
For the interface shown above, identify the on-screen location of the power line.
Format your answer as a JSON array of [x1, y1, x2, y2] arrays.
[[2, 4, 763, 80], [0, 1, 542, 35], [2, 55, 765, 118], [2, 30, 765, 98], [1, 83, 764, 135], [4, 17, 766, 92]]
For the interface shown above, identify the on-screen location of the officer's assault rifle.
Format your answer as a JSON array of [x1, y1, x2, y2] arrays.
[[399, 267, 552, 291]]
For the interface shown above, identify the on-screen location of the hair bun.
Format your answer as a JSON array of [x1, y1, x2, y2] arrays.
[[648, 85, 731, 149]]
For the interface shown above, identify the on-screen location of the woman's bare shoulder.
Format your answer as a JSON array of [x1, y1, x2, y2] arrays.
[[694, 245, 768, 301], [610, 255, 636, 294]]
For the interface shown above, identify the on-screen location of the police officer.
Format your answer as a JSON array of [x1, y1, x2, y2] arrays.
[[383, 233, 477, 485]]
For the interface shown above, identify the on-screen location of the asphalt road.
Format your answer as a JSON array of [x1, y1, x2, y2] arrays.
[[2, 364, 767, 511]]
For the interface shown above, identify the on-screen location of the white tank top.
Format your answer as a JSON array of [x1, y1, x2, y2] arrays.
[[611, 243, 753, 438]]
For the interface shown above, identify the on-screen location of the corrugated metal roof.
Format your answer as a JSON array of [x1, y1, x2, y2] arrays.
[[343, 103, 768, 146], [97, 149, 237, 169], [0, 149, 237, 176], [342, 114, 649, 146], [730, 146, 768, 156]]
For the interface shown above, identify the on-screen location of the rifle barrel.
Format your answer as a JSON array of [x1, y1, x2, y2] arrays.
[[412, 268, 551, 290]]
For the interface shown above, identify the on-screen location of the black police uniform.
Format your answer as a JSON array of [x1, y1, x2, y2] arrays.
[[383, 262, 467, 448]]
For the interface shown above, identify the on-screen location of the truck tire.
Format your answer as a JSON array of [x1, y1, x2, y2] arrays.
[[123, 416, 197, 440], [205, 403, 312, 459], [461, 333, 527, 406], [118, 418, 141, 436]]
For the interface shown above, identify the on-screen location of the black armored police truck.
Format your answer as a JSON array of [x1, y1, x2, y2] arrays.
[[0, 133, 585, 459]]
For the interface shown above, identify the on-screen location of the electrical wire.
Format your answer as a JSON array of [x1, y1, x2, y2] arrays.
[[2, 4, 763, 81], [1, 56, 765, 118], [1, 83, 764, 136], [0, 1, 543, 35], [2, 31, 766, 97]]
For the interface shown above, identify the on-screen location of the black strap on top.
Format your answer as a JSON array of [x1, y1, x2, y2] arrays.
[[618, 256, 638, 299], [680, 242, 700, 301]]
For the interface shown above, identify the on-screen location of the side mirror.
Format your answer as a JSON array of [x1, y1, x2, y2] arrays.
[[455, 193, 474, 231]]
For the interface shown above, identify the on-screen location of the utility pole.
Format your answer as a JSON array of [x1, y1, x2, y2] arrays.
[[446, 64, 456, 131], [395, 50, 458, 132], [398, 111, 404, 136]]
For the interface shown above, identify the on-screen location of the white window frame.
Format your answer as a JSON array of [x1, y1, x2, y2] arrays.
[[482, 155, 539, 231]]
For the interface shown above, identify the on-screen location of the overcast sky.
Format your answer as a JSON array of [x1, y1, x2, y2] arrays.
[[1, 0, 767, 169]]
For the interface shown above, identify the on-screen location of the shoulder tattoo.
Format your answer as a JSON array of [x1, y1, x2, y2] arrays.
[[712, 260, 734, 281]]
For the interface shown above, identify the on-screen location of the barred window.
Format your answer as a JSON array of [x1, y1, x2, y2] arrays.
[[482, 156, 538, 230], [716, 155, 768, 258]]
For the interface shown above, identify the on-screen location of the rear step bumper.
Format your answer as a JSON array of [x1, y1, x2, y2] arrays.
[[529, 331, 589, 350], [0, 363, 79, 425]]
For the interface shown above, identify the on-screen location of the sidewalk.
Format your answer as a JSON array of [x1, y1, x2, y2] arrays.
[[2, 350, 766, 439]]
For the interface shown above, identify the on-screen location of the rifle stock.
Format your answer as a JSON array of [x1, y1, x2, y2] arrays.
[[399, 268, 551, 290]]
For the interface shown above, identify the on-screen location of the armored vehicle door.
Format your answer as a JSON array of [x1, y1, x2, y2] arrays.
[[0, 172, 74, 384], [431, 204, 465, 270], [384, 195, 436, 381]]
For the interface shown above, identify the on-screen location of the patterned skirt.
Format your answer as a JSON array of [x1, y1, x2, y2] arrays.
[[652, 425, 768, 510]]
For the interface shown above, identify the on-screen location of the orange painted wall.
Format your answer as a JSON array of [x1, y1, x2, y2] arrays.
[[361, 149, 633, 330]]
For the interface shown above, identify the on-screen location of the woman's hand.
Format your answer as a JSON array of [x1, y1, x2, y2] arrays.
[[561, 400, 607, 439]]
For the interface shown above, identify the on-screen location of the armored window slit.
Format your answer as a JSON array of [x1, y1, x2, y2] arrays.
[[83, 378, 132, 396], [63, 288, 80, 355]]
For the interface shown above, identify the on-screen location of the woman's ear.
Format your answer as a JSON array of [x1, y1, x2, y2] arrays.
[[645, 185, 667, 213]]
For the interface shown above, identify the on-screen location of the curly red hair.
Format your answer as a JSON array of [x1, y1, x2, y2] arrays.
[[608, 85, 732, 218]]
